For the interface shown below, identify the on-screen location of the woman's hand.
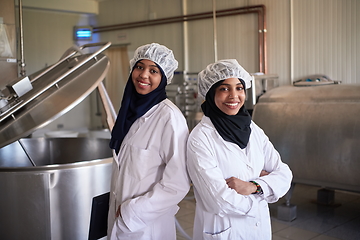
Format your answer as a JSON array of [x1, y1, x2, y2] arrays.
[[226, 177, 256, 195], [226, 170, 269, 195], [260, 170, 270, 177]]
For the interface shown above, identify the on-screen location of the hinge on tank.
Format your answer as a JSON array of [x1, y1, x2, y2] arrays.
[[0, 76, 32, 119]]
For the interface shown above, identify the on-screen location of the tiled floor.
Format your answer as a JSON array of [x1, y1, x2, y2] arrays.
[[175, 184, 360, 240]]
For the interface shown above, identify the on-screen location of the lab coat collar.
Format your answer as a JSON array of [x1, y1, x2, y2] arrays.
[[139, 99, 167, 121], [201, 115, 251, 157]]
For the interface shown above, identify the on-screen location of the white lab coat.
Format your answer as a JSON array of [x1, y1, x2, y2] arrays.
[[187, 116, 292, 240], [108, 99, 190, 240]]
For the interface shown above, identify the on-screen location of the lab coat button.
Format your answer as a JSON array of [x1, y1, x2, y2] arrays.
[[256, 222, 260, 226]]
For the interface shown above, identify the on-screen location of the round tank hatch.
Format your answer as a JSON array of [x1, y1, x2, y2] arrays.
[[0, 43, 111, 149]]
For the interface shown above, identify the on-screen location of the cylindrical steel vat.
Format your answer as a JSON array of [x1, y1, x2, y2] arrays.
[[0, 137, 112, 240], [252, 84, 360, 193]]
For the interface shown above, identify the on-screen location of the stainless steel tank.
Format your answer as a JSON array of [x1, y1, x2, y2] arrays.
[[0, 138, 112, 240], [252, 84, 360, 193], [0, 42, 113, 239]]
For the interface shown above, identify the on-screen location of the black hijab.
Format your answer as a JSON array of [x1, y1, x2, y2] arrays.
[[109, 62, 167, 154], [201, 79, 252, 149]]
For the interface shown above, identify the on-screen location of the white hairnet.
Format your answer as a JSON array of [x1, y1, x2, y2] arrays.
[[197, 59, 252, 98], [129, 43, 178, 84]]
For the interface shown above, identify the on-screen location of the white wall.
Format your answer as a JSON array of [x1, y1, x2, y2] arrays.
[[96, 0, 360, 86], [291, 0, 360, 84], [96, 0, 184, 70]]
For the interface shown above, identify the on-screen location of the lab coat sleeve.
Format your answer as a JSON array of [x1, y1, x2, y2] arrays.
[[252, 126, 293, 203], [120, 111, 190, 232], [187, 134, 258, 218]]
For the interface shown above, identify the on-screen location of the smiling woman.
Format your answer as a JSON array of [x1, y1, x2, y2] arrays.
[[186, 59, 292, 240], [107, 43, 190, 240], [131, 59, 162, 95], [214, 78, 246, 116]]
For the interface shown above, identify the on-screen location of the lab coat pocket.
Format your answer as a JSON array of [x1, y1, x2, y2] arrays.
[[111, 217, 145, 239], [124, 145, 161, 181], [203, 227, 231, 240], [202, 213, 232, 240]]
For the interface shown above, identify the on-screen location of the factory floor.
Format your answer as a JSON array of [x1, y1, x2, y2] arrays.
[[175, 183, 360, 240]]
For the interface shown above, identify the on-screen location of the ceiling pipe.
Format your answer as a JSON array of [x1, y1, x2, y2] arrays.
[[257, 5, 267, 74], [93, 5, 267, 73], [212, 0, 218, 62], [18, 0, 26, 77], [290, 0, 294, 83], [262, 5, 268, 74], [182, 0, 189, 74]]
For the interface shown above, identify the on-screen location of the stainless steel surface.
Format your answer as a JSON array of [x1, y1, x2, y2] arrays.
[[0, 42, 113, 239], [31, 42, 111, 85], [0, 138, 112, 240], [0, 5, 113, 238], [293, 74, 341, 86], [252, 84, 360, 192], [0, 42, 111, 149], [166, 72, 200, 130], [244, 74, 279, 110]]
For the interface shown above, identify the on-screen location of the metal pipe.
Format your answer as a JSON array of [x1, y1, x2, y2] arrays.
[[256, 6, 267, 74], [97, 82, 116, 131], [262, 5, 268, 74], [290, 0, 294, 83], [182, 0, 189, 74], [18, 0, 26, 77], [212, 0, 218, 62], [93, 6, 266, 32], [93, 5, 267, 73], [258, 10, 264, 73]]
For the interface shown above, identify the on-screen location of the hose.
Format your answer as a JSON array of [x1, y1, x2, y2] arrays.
[[175, 217, 192, 240]]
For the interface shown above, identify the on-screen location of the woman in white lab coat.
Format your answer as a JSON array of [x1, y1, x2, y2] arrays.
[[187, 59, 292, 240], [108, 43, 190, 240]]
